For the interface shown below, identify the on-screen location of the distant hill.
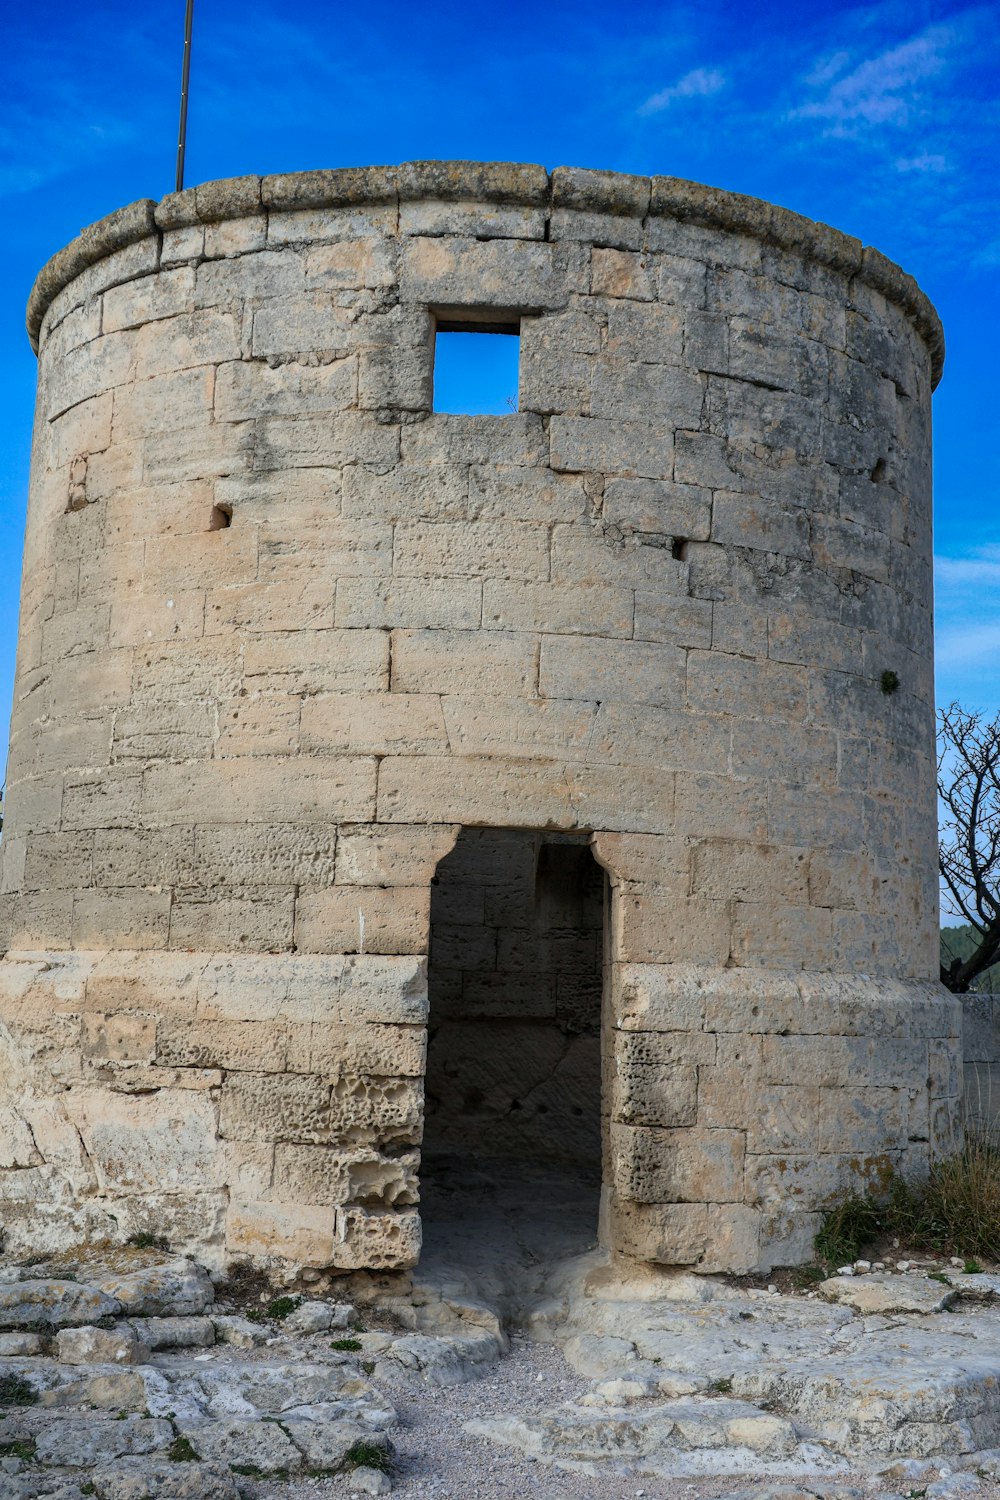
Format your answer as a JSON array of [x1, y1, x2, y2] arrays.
[[941, 924, 1000, 993]]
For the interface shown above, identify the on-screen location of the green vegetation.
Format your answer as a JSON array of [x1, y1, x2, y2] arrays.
[[0, 1374, 39, 1406], [344, 1439, 392, 1473], [330, 1337, 363, 1351], [127, 1231, 170, 1251], [707, 1376, 733, 1395], [880, 669, 900, 695], [167, 1435, 199, 1462], [816, 1128, 1000, 1266], [248, 1293, 301, 1324], [0, 1438, 36, 1460]]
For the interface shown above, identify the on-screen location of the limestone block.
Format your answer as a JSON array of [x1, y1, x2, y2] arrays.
[[591, 248, 655, 301], [82, 1013, 157, 1063], [390, 629, 536, 695], [675, 773, 767, 841], [690, 840, 809, 904], [540, 636, 685, 709], [47, 390, 113, 469], [295, 885, 430, 955], [605, 301, 684, 363], [550, 416, 674, 481], [603, 478, 711, 541], [332, 1206, 421, 1270], [731, 901, 834, 969], [342, 461, 468, 522], [611, 1198, 761, 1275], [56, 1324, 148, 1364], [403, 200, 544, 243], [73, 890, 171, 951], [250, 294, 354, 357], [591, 832, 688, 886], [468, 464, 590, 524], [611, 1063, 698, 1128], [819, 1275, 956, 1315], [141, 756, 377, 825], [818, 1085, 909, 1152], [302, 1023, 426, 1079], [301, 692, 447, 756], [242, 629, 388, 695], [591, 358, 705, 427], [215, 354, 354, 420], [442, 695, 598, 762], [338, 956, 429, 1025], [63, 1089, 220, 1192], [401, 412, 545, 468], [272, 1144, 419, 1208], [401, 235, 577, 306], [482, 581, 634, 638], [221, 1072, 331, 1145], [633, 591, 714, 649], [170, 887, 296, 952], [189, 824, 336, 888], [336, 577, 482, 630], [395, 519, 549, 581], [0, 1277, 122, 1329], [612, 883, 730, 965], [328, 1075, 423, 1145], [335, 825, 457, 886], [21, 831, 94, 891], [304, 236, 396, 288], [157, 1019, 290, 1072], [611, 1123, 746, 1203]]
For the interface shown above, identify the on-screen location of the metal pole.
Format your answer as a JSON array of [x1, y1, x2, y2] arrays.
[[175, 0, 195, 192]]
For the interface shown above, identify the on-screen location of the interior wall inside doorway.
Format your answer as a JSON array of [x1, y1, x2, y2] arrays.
[[423, 828, 605, 1167]]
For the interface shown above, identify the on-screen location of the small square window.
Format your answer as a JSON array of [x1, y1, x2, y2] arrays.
[[432, 315, 520, 415]]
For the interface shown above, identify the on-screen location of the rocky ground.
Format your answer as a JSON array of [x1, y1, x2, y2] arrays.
[[4, 1166, 1000, 1500]]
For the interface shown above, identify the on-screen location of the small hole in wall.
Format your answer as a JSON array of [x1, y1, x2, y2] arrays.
[[209, 504, 232, 531], [671, 538, 689, 561], [871, 457, 888, 483], [432, 311, 521, 414]]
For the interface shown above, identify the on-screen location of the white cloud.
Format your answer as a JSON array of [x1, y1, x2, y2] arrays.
[[638, 67, 726, 117], [792, 22, 956, 133], [896, 152, 949, 173]]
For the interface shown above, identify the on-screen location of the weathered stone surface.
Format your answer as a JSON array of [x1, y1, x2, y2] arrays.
[[34, 1416, 174, 1465], [0, 1280, 121, 1330], [56, 1325, 148, 1365], [93, 1261, 214, 1317], [819, 1273, 958, 1315], [176, 1418, 302, 1473]]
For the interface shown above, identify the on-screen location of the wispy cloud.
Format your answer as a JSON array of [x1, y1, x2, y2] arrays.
[[790, 22, 958, 135], [638, 66, 726, 117], [896, 152, 949, 173]]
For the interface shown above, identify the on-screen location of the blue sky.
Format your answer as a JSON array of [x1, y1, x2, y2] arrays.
[[1, 0, 998, 781]]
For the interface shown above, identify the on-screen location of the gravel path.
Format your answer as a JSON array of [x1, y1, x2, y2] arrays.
[[244, 1334, 940, 1500]]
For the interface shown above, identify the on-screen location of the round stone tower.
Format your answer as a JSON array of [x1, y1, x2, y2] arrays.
[[0, 162, 958, 1273]]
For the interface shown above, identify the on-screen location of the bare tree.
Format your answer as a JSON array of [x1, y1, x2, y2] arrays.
[[939, 702, 1000, 992]]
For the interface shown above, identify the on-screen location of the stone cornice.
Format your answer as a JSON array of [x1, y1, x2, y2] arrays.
[[25, 162, 945, 386]]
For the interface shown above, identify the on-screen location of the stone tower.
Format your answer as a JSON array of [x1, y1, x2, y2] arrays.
[[0, 163, 958, 1273]]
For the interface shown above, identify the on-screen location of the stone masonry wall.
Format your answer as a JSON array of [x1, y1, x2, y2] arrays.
[[0, 162, 957, 1273]]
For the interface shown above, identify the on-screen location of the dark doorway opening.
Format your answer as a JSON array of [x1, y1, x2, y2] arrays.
[[419, 828, 606, 1292]]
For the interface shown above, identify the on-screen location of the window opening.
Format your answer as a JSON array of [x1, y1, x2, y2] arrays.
[[432, 313, 521, 415]]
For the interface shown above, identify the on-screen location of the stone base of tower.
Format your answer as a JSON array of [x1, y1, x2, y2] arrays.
[[0, 951, 961, 1275]]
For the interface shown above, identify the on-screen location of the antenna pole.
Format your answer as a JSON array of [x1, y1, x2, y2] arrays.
[[175, 0, 195, 192]]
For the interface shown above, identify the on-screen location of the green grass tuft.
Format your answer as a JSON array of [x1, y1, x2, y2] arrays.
[[345, 1439, 392, 1473], [0, 1438, 36, 1460], [127, 1231, 170, 1251], [0, 1374, 39, 1407], [331, 1337, 363, 1351], [167, 1435, 199, 1462]]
